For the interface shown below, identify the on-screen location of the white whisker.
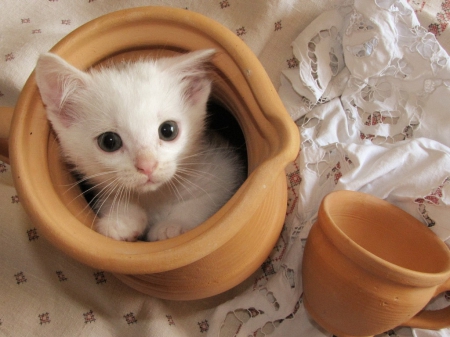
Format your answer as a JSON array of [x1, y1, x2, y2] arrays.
[[62, 170, 120, 189], [176, 167, 235, 194], [168, 175, 186, 203], [89, 177, 121, 230], [173, 172, 217, 206]]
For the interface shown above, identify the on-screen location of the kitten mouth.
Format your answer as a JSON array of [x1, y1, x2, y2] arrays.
[[140, 177, 162, 191], [143, 177, 155, 186]]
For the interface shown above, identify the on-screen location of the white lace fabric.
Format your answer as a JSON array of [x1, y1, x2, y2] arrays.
[[231, 1, 450, 336]]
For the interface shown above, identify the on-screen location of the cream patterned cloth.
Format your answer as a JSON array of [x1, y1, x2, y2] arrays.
[[1, 1, 450, 336]]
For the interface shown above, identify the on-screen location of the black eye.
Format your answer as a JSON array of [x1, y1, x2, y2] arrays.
[[158, 121, 179, 141], [97, 132, 122, 152]]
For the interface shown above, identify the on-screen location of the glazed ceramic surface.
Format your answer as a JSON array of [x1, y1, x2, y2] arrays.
[[302, 190, 450, 336], [0, 7, 299, 300]]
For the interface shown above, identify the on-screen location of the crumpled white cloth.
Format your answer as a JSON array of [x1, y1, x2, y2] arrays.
[[279, 0, 450, 243], [210, 0, 450, 336]]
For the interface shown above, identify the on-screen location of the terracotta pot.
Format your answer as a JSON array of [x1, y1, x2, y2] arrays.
[[302, 190, 450, 337], [0, 7, 299, 300]]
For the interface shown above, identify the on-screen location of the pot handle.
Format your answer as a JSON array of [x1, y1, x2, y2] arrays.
[[402, 275, 450, 330], [0, 106, 13, 164]]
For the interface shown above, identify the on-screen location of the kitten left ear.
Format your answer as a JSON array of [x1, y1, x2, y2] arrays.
[[169, 49, 216, 106], [35, 53, 89, 128]]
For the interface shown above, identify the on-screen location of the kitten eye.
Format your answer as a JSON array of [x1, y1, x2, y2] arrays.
[[158, 121, 179, 141], [97, 132, 123, 152]]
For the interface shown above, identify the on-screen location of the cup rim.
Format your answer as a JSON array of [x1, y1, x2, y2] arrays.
[[318, 190, 450, 287]]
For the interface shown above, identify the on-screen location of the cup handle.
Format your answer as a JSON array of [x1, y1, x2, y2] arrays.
[[402, 277, 450, 330], [0, 106, 13, 164]]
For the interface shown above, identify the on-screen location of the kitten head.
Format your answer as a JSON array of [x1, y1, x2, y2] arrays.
[[35, 49, 215, 193]]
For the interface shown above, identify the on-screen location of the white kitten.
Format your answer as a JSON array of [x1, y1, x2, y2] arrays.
[[35, 50, 244, 241]]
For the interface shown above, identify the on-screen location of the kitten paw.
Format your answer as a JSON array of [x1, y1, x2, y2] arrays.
[[95, 205, 148, 242], [146, 221, 187, 241]]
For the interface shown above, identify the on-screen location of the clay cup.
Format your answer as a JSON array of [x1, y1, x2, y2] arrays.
[[302, 190, 450, 336]]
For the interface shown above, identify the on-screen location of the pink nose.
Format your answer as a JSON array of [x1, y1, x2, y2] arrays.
[[136, 158, 158, 177]]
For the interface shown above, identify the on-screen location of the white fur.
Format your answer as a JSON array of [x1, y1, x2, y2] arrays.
[[35, 50, 244, 241]]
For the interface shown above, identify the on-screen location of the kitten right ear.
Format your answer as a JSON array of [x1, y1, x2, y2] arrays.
[[165, 49, 216, 107], [35, 53, 89, 128]]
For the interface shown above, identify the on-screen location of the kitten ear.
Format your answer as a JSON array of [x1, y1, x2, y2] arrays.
[[35, 53, 89, 128], [169, 49, 216, 106]]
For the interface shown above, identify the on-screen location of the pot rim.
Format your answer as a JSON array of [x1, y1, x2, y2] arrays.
[[10, 6, 300, 274]]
